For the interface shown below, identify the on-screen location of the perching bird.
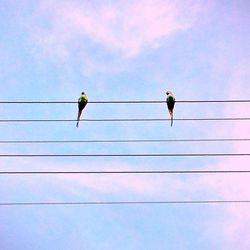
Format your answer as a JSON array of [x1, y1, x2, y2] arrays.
[[76, 92, 88, 128], [166, 91, 175, 126]]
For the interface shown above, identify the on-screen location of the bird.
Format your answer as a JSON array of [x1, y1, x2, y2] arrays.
[[76, 92, 88, 128], [166, 91, 175, 126]]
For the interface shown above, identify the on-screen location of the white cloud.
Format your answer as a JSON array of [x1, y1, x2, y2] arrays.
[[27, 0, 199, 59], [200, 61, 250, 248]]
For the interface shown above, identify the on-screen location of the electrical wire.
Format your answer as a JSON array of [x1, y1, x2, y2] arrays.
[[1, 200, 250, 206], [1, 99, 249, 208], [1, 170, 250, 175], [0, 99, 250, 104], [0, 138, 249, 144], [0, 117, 249, 122], [0, 153, 249, 157]]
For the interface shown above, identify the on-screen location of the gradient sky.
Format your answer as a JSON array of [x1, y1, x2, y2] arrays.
[[1, 0, 250, 249]]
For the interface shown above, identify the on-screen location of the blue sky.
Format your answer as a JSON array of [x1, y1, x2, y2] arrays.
[[1, 0, 250, 249]]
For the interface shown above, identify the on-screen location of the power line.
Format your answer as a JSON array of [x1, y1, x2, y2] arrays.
[[0, 138, 249, 144], [0, 153, 249, 157], [1, 170, 250, 175], [1, 200, 250, 206], [0, 99, 250, 104], [0, 117, 250, 122]]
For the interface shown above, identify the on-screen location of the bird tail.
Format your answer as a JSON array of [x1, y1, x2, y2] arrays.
[[171, 114, 174, 127]]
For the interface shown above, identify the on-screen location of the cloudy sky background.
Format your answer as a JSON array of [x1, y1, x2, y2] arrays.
[[1, 0, 250, 249]]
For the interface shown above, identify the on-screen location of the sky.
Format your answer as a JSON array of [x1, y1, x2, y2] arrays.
[[1, 0, 250, 249]]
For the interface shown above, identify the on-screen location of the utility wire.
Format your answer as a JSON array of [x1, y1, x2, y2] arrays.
[[0, 138, 249, 144], [1, 170, 250, 175], [1, 200, 250, 206], [0, 153, 249, 157], [0, 117, 250, 122], [0, 99, 250, 104]]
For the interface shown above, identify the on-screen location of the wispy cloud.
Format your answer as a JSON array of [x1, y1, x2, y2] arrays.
[[27, 0, 199, 60], [1, 156, 215, 200], [200, 62, 250, 248]]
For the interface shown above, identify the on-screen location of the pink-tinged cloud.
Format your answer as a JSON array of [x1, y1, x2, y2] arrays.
[[1, 157, 207, 199], [200, 62, 250, 248], [28, 0, 200, 58], [201, 156, 250, 248]]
